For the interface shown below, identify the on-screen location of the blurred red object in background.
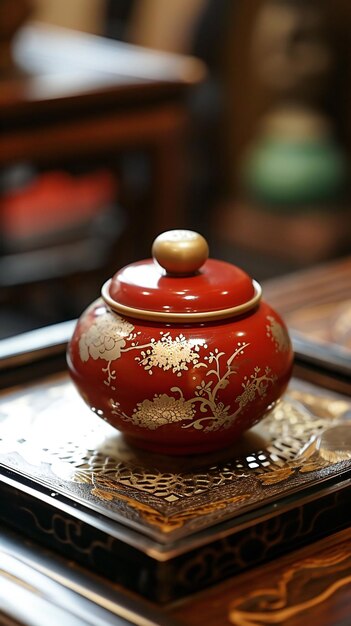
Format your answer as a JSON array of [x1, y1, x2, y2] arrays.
[[2, 169, 118, 246]]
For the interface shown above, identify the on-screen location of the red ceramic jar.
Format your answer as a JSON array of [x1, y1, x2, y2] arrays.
[[67, 230, 293, 455]]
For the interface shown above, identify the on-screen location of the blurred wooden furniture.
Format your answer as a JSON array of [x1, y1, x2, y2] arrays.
[[216, 200, 351, 276], [223, 0, 351, 194], [216, 0, 351, 273], [0, 22, 204, 326]]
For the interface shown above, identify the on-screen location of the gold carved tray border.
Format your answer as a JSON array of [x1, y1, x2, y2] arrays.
[[0, 374, 350, 543]]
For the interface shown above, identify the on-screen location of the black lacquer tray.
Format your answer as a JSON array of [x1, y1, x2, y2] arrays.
[[0, 324, 350, 603]]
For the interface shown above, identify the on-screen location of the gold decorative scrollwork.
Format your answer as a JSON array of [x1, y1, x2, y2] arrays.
[[90, 488, 250, 533], [21, 507, 114, 555]]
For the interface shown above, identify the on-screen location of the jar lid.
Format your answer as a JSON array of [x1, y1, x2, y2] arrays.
[[101, 230, 261, 322]]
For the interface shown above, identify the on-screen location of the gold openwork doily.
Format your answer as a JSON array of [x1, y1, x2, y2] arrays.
[[0, 375, 350, 540]]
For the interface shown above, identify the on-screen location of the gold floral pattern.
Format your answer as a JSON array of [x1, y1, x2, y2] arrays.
[[79, 312, 135, 362], [78, 311, 278, 432], [135, 332, 202, 376], [180, 357, 277, 433], [79, 311, 136, 386], [266, 315, 290, 353], [236, 367, 277, 410], [127, 394, 195, 430]]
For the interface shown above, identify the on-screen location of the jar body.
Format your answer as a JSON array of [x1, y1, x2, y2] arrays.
[[67, 299, 293, 455]]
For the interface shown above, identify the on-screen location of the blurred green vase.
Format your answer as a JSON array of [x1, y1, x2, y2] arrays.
[[242, 111, 346, 209]]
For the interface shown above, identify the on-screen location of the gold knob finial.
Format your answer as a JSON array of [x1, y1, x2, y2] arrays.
[[152, 230, 209, 275]]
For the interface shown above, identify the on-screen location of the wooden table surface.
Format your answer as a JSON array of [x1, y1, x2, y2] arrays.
[[264, 256, 351, 395], [168, 527, 351, 626]]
